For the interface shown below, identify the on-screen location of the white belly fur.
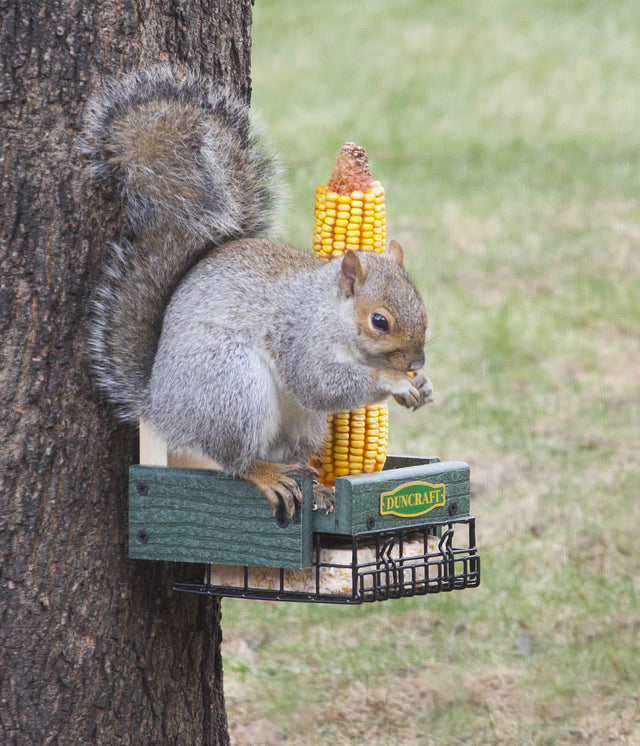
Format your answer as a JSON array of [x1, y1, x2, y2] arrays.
[[257, 350, 327, 464]]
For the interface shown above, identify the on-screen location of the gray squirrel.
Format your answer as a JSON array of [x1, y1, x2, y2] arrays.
[[84, 67, 432, 516]]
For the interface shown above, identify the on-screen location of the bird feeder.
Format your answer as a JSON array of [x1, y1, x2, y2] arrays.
[[129, 422, 480, 604]]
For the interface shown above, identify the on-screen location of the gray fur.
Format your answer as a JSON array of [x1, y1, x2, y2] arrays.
[[84, 68, 429, 477], [84, 67, 281, 420], [145, 239, 425, 474]]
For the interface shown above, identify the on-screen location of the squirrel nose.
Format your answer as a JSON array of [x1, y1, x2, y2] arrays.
[[408, 349, 425, 372]]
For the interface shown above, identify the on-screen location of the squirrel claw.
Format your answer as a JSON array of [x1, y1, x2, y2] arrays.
[[281, 463, 335, 513], [394, 371, 434, 410], [263, 477, 302, 518], [245, 462, 303, 518], [312, 481, 335, 513]]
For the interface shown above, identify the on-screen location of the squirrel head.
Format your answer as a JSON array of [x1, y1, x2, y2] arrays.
[[338, 240, 427, 372]]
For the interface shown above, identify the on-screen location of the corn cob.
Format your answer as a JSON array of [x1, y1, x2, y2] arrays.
[[313, 142, 386, 259], [312, 143, 389, 486]]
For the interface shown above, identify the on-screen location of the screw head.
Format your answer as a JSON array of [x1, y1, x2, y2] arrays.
[[137, 529, 149, 544], [137, 483, 149, 496], [448, 501, 458, 516], [366, 517, 375, 531]]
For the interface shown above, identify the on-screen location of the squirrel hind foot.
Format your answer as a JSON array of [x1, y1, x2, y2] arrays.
[[311, 482, 335, 514], [245, 461, 304, 518], [281, 463, 335, 513]]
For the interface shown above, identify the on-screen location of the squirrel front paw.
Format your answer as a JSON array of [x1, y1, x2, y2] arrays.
[[407, 370, 434, 410], [386, 370, 433, 411]]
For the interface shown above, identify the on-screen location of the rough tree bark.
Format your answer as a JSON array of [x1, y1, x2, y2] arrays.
[[0, 1, 253, 743]]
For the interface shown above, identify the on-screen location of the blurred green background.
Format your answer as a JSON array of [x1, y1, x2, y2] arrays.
[[222, 2, 640, 744]]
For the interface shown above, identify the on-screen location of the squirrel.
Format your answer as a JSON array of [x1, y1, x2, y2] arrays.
[[83, 67, 433, 516]]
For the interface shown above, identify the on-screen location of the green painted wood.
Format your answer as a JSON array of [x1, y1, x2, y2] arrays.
[[128, 466, 314, 568], [312, 460, 471, 535], [383, 456, 441, 470], [128, 457, 471, 568]]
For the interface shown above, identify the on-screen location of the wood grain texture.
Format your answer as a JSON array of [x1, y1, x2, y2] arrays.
[[0, 1, 253, 743], [314, 460, 471, 535], [128, 459, 471, 571], [129, 466, 314, 568]]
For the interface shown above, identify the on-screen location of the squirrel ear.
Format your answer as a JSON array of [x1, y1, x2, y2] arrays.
[[387, 239, 404, 266], [340, 249, 365, 298]]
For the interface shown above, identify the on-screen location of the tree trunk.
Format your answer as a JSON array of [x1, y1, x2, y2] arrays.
[[0, 1, 253, 743]]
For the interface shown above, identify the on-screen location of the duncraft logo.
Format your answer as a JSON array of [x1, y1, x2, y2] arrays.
[[380, 481, 446, 518]]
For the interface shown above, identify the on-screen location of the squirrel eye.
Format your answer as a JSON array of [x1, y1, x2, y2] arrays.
[[371, 312, 389, 332]]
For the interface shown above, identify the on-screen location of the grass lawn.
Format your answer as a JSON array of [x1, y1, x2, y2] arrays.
[[221, 2, 640, 743]]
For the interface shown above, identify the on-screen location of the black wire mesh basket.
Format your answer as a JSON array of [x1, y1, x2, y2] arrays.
[[173, 516, 479, 604]]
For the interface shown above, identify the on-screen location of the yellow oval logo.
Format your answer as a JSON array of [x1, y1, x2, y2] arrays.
[[380, 481, 446, 518]]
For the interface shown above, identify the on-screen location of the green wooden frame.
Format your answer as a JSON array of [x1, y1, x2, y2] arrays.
[[129, 457, 471, 569]]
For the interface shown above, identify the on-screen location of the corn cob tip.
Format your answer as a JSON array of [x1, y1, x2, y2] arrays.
[[313, 142, 386, 260], [328, 142, 373, 195]]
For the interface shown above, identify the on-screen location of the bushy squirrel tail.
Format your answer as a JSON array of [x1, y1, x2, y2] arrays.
[[83, 67, 281, 421]]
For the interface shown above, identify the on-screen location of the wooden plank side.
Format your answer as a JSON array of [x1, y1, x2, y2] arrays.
[[138, 419, 168, 466], [383, 456, 441, 470], [313, 460, 471, 534], [128, 466, 314, 568]]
